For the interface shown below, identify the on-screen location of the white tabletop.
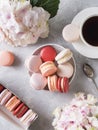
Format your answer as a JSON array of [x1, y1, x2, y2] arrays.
[[0, 0, 98, 130]]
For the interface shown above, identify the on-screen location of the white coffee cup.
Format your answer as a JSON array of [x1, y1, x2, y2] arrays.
[[63, 15, 98, 48], [80, 15, 98, 47]]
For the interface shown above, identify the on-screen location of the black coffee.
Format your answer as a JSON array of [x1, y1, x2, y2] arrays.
[[82, 16, 98, 46]]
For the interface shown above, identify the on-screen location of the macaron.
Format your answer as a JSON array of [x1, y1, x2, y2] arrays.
[[57, 62, 74, 78], [40, 46, 57, 62], [25, 55, 42, 73], [62, 24, 79, 42], [0, 50, 15, 66], [20, 109, 38, 126], [0, 89, 10, 102], [57, 77, 69, 93], [13, 103, 28, 118], [48, 75, 58, 92], [40, 61, 57, 77], [0, 89, 12, 105], [30, 73, 47, 90], [55, 49, 73, 64], [0, 84, 5, 93], [5, 96, 21, 111]]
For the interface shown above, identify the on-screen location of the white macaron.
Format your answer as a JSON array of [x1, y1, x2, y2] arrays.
[[62, 24, 79, 42], [55, 49, 73, 64], [57, 62, 74, 78]]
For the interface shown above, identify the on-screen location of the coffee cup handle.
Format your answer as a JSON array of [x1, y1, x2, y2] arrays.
[[62, 24, 80, 43]]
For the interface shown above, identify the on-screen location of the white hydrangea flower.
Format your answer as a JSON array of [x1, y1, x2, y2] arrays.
[[0, 0, 50, 46], [87, 94, 97, 105], [52, 93, 98, 130]]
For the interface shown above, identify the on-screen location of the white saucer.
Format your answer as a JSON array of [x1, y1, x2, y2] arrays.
[[72, 7, 98, 59]]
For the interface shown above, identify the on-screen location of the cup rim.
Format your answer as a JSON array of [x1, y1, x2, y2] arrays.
[[80, 14, 98, 48]]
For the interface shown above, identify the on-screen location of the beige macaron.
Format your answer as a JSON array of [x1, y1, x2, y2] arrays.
[[0, 51, 15, 66], [62, 24, 79, 42]]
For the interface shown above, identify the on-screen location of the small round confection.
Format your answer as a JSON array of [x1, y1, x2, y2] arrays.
[[0, 89, 9, 102], [0, 89, 12, 105], [57, 77, 69, 93], [40, 61, 57, 77], [20, 109, 38, 126], [30, 73, 47, 90], [62, 24, 79, 42], [25, 55, 42, 73], [48, 75, 58, 92], [5, 96, 21, 111], [0, 84, 5, 93], [57, 77, 62, 92], [0, 51, 15, 66], [13, 103, 28, 118], [57, 62, 74, 78], [40, 46, 57, 62], [55, 49, 73, 64]]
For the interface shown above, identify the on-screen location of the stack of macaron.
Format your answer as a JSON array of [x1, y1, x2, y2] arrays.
[[25, 45, 74, 93], [0, 84, 38, 127]]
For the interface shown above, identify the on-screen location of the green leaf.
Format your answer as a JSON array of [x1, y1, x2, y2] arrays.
[[30, 0, 38, 5], [30, 0, 60, 18]]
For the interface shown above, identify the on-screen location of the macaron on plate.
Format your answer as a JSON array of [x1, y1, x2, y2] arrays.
[[25, 44, 76, 93]]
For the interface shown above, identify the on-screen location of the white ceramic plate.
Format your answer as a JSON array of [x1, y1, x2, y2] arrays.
[[72, 7, 98, 59], [32, 44, 76, 84]]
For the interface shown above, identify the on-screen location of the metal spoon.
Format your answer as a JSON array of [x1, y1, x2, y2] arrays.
[[83, 63, 98, 90]]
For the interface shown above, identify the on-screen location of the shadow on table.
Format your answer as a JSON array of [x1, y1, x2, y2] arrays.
[[29, 115, 53, 130]]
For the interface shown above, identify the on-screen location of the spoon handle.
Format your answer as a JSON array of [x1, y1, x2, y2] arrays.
[[91, 78, 98, 91]]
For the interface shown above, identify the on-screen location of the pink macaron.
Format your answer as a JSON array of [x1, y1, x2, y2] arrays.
[[0, 89, 12, 105], [57, 77, 69, 93], [0, 50, 15, 66], [40, 61, 57, 77], [40, 46, 57, 62], [30, 73, 47, 90], [57, 62, 74, 78], [25, 55, 42, 73], [0, 84, 5, 93], [13, 103, 29, 118]]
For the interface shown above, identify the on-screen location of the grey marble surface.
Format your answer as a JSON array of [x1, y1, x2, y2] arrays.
[[0, 0, 98, 130]]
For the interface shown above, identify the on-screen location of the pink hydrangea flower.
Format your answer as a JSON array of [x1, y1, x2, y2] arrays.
[[0, 0, 50, 46], [52, 93, 98, 130]]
